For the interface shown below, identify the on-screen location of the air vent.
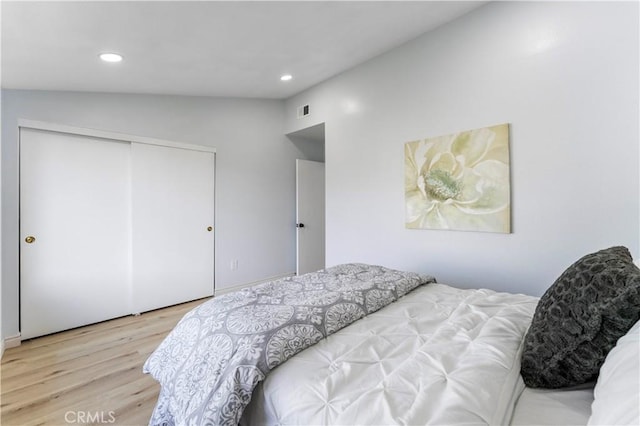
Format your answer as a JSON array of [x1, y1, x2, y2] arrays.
[[297, 104, 310, 118]]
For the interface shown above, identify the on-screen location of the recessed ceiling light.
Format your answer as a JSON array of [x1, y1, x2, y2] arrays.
[[280, 74, 293, 81], [99, 53, 123, 63]]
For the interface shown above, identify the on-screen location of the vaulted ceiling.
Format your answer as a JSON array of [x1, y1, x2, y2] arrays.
[[1, 1, 485, 99]]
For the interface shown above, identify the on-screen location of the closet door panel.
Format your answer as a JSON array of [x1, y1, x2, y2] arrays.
[[131, 143, 215, 313], [20, 128, 131, 339]]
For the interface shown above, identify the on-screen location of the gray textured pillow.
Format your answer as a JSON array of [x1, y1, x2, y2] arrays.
[[521, 246, 640, 388]]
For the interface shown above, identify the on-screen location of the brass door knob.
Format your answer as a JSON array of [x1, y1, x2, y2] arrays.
[[207, 226, 213, 232], [25, 236, 36, 244]]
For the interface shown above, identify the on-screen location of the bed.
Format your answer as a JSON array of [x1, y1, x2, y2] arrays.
[[144, 247, 640, 426]]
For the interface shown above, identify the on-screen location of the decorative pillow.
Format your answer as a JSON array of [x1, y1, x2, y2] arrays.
[[588, 320, 640, 425], [521, 246, 640, 388]]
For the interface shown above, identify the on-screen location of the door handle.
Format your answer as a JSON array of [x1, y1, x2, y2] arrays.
[[25, 236, 36, 244], [296, 223, 305, 228]]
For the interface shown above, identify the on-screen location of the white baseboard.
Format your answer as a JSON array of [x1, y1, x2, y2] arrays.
[[4, 333, 22, 349], [214, 272, 295, 296]]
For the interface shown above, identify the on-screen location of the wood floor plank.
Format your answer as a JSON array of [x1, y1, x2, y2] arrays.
[[1, 298, 206, 426]]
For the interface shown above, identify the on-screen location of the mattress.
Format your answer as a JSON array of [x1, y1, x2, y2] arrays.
[[510, 383, 594, 425], [241, 283, 539, 425]]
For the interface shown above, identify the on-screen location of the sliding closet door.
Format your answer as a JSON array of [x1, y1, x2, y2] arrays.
[[131, 143, 215, 313], [20, 128, 131, 339]]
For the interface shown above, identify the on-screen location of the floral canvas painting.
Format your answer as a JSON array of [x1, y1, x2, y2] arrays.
[[405, 124, 511, 233]]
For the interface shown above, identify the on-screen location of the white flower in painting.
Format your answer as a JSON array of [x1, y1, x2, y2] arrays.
[[405, 125, 510, 232]]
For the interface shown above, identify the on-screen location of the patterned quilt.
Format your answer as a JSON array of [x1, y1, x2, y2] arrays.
[[143, 263, 436, 425]]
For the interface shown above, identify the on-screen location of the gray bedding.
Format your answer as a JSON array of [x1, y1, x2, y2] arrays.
[[143, 263, 435, 425]]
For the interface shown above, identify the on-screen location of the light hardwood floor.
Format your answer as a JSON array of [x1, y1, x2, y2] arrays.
[[1, 299, 206, 426]]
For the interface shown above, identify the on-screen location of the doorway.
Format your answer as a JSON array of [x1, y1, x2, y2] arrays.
[[287, 123, 325, 275]]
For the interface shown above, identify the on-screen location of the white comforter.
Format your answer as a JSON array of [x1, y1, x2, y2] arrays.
[[241, 283, 538, 425]]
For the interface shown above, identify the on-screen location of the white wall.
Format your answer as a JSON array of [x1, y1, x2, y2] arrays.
[[1, 90, 304, 338], [1, 2, 4, 356], [284, 1, 640, 296], [0, 90, 3, 358]]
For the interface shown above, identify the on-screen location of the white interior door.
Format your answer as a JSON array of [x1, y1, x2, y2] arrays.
[[131, 143, 215, 313], [20, 128, 131, 339], [296, 159, 325, 275]]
